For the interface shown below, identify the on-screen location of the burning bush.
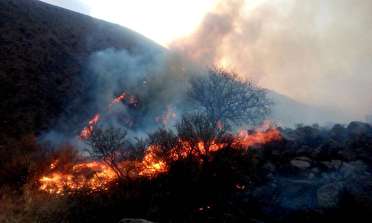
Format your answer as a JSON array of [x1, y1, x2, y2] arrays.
[[3, 65, 372, 222], [3, 122, 372, 223], [36, 112, 281, 196], [86, 127, 130, 179]]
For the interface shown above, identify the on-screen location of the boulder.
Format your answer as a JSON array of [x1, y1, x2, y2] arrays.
[[321, 160, 343, 170], [317, 182, 344, 208], [290, 157, 311, 169], [277, 178, 318, 210], [263, 162, 276, 173], [338, 160, 367, 178], [347, 122, 371, 136]]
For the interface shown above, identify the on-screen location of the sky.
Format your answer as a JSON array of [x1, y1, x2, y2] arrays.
[[39, 0, 372, 121], [40, 0, 220, 45]]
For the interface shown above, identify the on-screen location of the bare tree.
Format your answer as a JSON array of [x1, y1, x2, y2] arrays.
[[148, 129, 178, 152], [176, 113, 226, 161], [146, 128, 179, 163], [188, 67, 272, 126], [86, 127, 129, 178]]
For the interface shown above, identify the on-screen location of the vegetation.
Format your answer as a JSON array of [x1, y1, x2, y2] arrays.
[[1, 121, 372, 223], [87, 127, 130, 178], [188, 68, 271, 126], [2, 1, 371, 223]]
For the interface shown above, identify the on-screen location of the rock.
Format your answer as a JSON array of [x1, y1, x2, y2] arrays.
[[119, 219, 154, 223], [330, 124, 348, 142], [290, 157, 311, 169], [263, 162, 276, 173], [310, 147, 322, 158], [308, 173, 315, 179], [347, 121, 371, 136], [346, 175, 372, 207], [340, 160, 367, 178], [311, 167, 320, 174], [277, 178, 318, 210], [317, 182, 344, 208], [297, 145, 312, 155], [321, 160, 343, 170]]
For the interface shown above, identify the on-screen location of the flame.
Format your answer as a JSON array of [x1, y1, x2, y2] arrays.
[[79, 92, 136, 140], [232, 128, 281, 148], [40, 127, 281, 194], [138, 145, 168, 177], [39, 161, 117, 194], [80, 114, 101, 140], [109, 92, 127, 110]]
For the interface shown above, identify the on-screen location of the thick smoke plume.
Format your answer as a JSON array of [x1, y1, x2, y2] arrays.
[[172, 0, 372, 123]]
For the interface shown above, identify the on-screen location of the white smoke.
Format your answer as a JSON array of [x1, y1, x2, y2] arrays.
[[172, 0, 372, 123]]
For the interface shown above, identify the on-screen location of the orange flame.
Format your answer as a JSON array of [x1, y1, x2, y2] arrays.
[[139, 145, 168, 177], [233, 128, 281, 148], [39, 161, 117, 194], [79, 92, 135, 140], [39, 127, 281, 194], [80, 114, 101, 140]]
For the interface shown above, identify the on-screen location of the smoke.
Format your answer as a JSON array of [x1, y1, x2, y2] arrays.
[[85, 46, 196, 134], [40, 41, 206, 146], [42, 0, 372, 145], [171, 0, 372, 122]]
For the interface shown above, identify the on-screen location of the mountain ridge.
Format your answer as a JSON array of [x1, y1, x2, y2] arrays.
[[0, 0, 164, 139]]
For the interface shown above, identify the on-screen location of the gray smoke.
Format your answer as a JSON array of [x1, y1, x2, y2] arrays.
[[40, 43, 204, 146], [85, 46, 196, 133]]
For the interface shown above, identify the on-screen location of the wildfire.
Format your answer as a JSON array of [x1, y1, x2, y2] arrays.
[[39, 128, 281, 194], [39, 161, 117, 194], [139, 145, 168, 176], [233, 128, 281, 148], [80, 113, 101, 140], [109, 92, 128, 110], [80, 92, 133, 140]]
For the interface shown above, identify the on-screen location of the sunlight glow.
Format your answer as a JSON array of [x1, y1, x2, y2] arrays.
[[40, 0, 269, 46], [83, 0, 218, 46]]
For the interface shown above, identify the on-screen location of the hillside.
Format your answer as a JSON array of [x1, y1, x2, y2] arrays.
[[0, 0, 163, 139], [268, 91, 352, 127]]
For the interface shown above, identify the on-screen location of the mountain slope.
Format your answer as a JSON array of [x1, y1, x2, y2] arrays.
[[268, 91, 352, 127], [0, 0, 163, 139]]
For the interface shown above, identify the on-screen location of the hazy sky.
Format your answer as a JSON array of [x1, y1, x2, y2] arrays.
[[40, 0, 220, 45]]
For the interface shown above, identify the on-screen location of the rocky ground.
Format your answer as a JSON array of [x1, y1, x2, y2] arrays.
[[240, 121, 372, 222]]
